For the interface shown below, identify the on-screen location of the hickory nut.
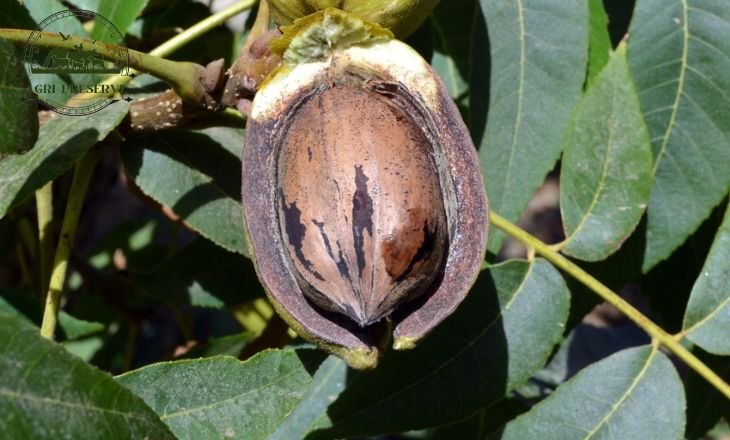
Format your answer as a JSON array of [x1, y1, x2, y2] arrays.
[[242, 9, 488, 369]]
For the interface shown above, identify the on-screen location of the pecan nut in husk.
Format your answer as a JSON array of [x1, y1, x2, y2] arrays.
[[242, 9, 488, 369]]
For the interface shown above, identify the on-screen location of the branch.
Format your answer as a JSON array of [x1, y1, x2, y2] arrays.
[[489, 211, 730, 400], [148, 0, 257, 59], [0, 0, 257, 108], [0, 28, 211, 105]]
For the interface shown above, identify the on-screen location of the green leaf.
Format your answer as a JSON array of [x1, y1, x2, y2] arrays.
[[182, 332, 255, 359], [495, 346, 685, 440], [639, 202, 725, 333], [471, 0, 589, 254], [0, 287, 40, 324], [131, 238, 262, 307], [0, 312, 173, 438], [309, 258, 570, 438], [0, 103, 129, 219], [23, 0, 85, 33], [0, 40, 38, 156], [684, 348, 730, 439], [22, 0, 97, 106], [93, 0, 150, 39], [516, 320, 650, 402], [682, 203, 730, 355], [586, 0, 611, 85], [116, 350, 325, 440], [57, 311, 104, 340], [121, 128, 249, 255], [560, 46, 653, 261], [49, 0, 148, 38], [430, 0, 474, 111], [628, 0, 730, 271], [62, 336, 104, 362], [64, 0, 103, 11], [270, 356, 348, 439], [0, 290, 105, 357]]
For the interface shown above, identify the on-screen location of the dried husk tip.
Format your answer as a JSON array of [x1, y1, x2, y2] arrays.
[[267, 0, 439, 38]]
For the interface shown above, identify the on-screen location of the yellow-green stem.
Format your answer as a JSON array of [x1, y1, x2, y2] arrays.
[[39, 147, 102, 340], [150, 0, 257, 58], [35, 182, 54, 296], [85, 0, 257, 96], [489, 211, 730, 400], [0, 0, 256, 103]]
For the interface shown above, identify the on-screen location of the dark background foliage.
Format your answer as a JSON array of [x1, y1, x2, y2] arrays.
[[0, 0, 728, 438]]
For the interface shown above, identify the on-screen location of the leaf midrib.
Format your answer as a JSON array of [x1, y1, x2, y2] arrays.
[[563, 66, 619, 248], [158, 363, 305, 421], [683, 266, 730, 338], [583, 346, 657, 439], [496, 0, 527, 214], [0, 388, 154, 421], [281, 359, 345, 440], [651, 0, 688, 176]]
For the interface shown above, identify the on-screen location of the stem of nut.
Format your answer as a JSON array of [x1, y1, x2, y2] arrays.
[[0, 29, 211, 105]]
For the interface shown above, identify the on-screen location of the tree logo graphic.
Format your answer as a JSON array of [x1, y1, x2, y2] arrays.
[[23, 10, 131, 116]]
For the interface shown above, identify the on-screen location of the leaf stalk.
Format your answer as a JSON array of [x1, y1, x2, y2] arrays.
[[40, 146, 102, 340], [35, 182, 54, 296], [490, 211, 730, 400]]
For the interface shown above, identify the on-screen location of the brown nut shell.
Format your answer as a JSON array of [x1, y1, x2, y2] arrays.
[[277, 84, 448, 327], [242, 14, 487, 368]]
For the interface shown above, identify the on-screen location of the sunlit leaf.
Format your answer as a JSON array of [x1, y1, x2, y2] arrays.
[[628, 0, 730, 271], [586, 0, 611, 85], [560, 45, 653, 261], [270, 356, 348, 439], [0, 312, 173, 438], [0, 103, 128, 218], [682, 203, 730, 355], [117, 350, 325, 440], [495, 346, 685, 439], [0, 38, 37, 155], [430, 0, 474, 111], [121, 127, 249, 255], [472, 0, 589, 253], [93, 0, 150, 39]]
